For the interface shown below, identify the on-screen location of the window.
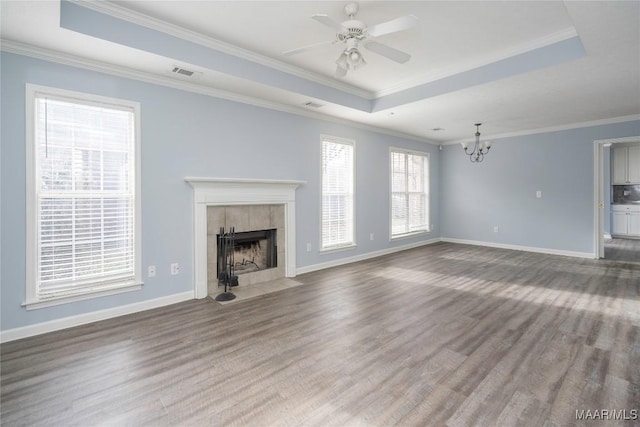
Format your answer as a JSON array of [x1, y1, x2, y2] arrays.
[[25, 84, 141, 308], [321, 136, 355, 251], [390, 149, 429, 238]]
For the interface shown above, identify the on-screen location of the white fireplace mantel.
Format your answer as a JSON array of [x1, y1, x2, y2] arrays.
[[185, 177, 305, 299]]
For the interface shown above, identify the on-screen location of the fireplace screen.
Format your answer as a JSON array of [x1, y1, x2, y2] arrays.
[[217, 228, 277, 277]]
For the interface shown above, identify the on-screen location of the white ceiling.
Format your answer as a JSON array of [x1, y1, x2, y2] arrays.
[[1, 0, 639, 143]]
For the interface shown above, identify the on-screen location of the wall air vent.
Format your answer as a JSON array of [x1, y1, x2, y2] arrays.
[[304, 101, 324, 108], [171, 66, 195, 77]]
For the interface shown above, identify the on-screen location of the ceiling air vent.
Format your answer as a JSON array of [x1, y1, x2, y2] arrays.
[[171, 66, 195, 77], [304, 101, 324, 108]]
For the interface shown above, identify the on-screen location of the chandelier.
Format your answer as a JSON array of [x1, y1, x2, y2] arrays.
[[462, 123, 492, 163]]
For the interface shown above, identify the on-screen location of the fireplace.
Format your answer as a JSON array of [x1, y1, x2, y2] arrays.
[[217, 228, 277, 277], [206, 204, 286, 291], [186, 177, 305, 299]]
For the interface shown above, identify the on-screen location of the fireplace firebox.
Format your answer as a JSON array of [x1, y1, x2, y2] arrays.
[[217, 228, 277, 279]]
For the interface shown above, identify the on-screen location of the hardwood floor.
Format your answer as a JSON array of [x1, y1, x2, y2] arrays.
[[605, 237, 640, 264], [1, 242, 639, 426]]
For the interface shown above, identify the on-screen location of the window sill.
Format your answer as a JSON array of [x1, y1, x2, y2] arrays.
[[390, 230, 431, 241], [23, 282, 143, 310], [320, 243, 357, 254]]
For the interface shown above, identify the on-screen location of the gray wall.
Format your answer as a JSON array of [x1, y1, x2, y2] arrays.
[[0, 52, 440, 331], [440, 122, 640, 253], [2, 50, 639, 334]]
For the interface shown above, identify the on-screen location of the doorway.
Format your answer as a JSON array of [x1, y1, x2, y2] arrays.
[[594, 136, 640, 262]]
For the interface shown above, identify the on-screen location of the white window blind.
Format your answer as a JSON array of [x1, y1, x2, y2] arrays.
[[391, 150, 429, 237], [28, 87, 140, 303], [321, 137, 354, 250]]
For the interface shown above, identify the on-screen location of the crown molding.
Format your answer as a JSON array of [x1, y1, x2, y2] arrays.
[[1, 39, 435, 146], [594, 136, 640, 145], [3, 39, 632, 148], [445, 114, 640, 145], [70, 0, 374, 100], [375, 27, 580, 98]]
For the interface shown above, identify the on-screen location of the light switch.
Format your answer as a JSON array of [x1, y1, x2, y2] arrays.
[[536, 190, 542, 199]]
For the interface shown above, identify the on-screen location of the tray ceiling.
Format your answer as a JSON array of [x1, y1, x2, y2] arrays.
[[1, 0, 638, 143]]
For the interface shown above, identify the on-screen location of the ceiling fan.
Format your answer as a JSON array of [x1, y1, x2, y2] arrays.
[[283, 2, 418, 77]]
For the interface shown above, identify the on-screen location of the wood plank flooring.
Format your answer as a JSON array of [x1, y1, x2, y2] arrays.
[[605, 237, 640, 264], [1, 242, 639, 426]]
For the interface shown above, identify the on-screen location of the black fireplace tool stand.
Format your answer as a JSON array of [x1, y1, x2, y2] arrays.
[[215, 226, 239, 302]]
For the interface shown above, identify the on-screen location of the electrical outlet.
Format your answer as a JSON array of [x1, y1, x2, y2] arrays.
[[171, 263, 180, 275], [148, 265, 156, 277], [493, 226, 499, 233], [306, 243, 311, 252], [370, 233, 374, 241], [536, 190, 542, 199]]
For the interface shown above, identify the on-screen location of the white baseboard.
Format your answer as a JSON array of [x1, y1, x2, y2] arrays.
[[604, 233, 612, 240], [440, 237, 595, 259], [296, 238, 442, 275], [0, 291, 194, 343]]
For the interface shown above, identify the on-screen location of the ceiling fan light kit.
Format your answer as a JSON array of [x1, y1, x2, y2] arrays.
[[284, 2, 417, 77], [336, 37, 366, 74]]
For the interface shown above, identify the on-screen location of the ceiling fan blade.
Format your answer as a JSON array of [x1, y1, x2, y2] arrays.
[[312, 14, 344, 32], [367, 15, 418, 37], [283, 40, 336, 56], [364, 41, 411, 63]]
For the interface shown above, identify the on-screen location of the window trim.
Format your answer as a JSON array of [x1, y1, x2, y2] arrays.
[[319, 134, 356, 253], [389, 147, 430, 241], [25, 84, 142, 309]]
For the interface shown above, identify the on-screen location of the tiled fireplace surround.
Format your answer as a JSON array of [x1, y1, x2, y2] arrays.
[[186, 178, 305, 299], [206, 204, 285, 293]]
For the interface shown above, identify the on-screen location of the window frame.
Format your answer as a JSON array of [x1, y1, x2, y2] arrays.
[[320, 135, 356, 252], [389, 147, 430, 240], [25, 84, 142, 310]]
